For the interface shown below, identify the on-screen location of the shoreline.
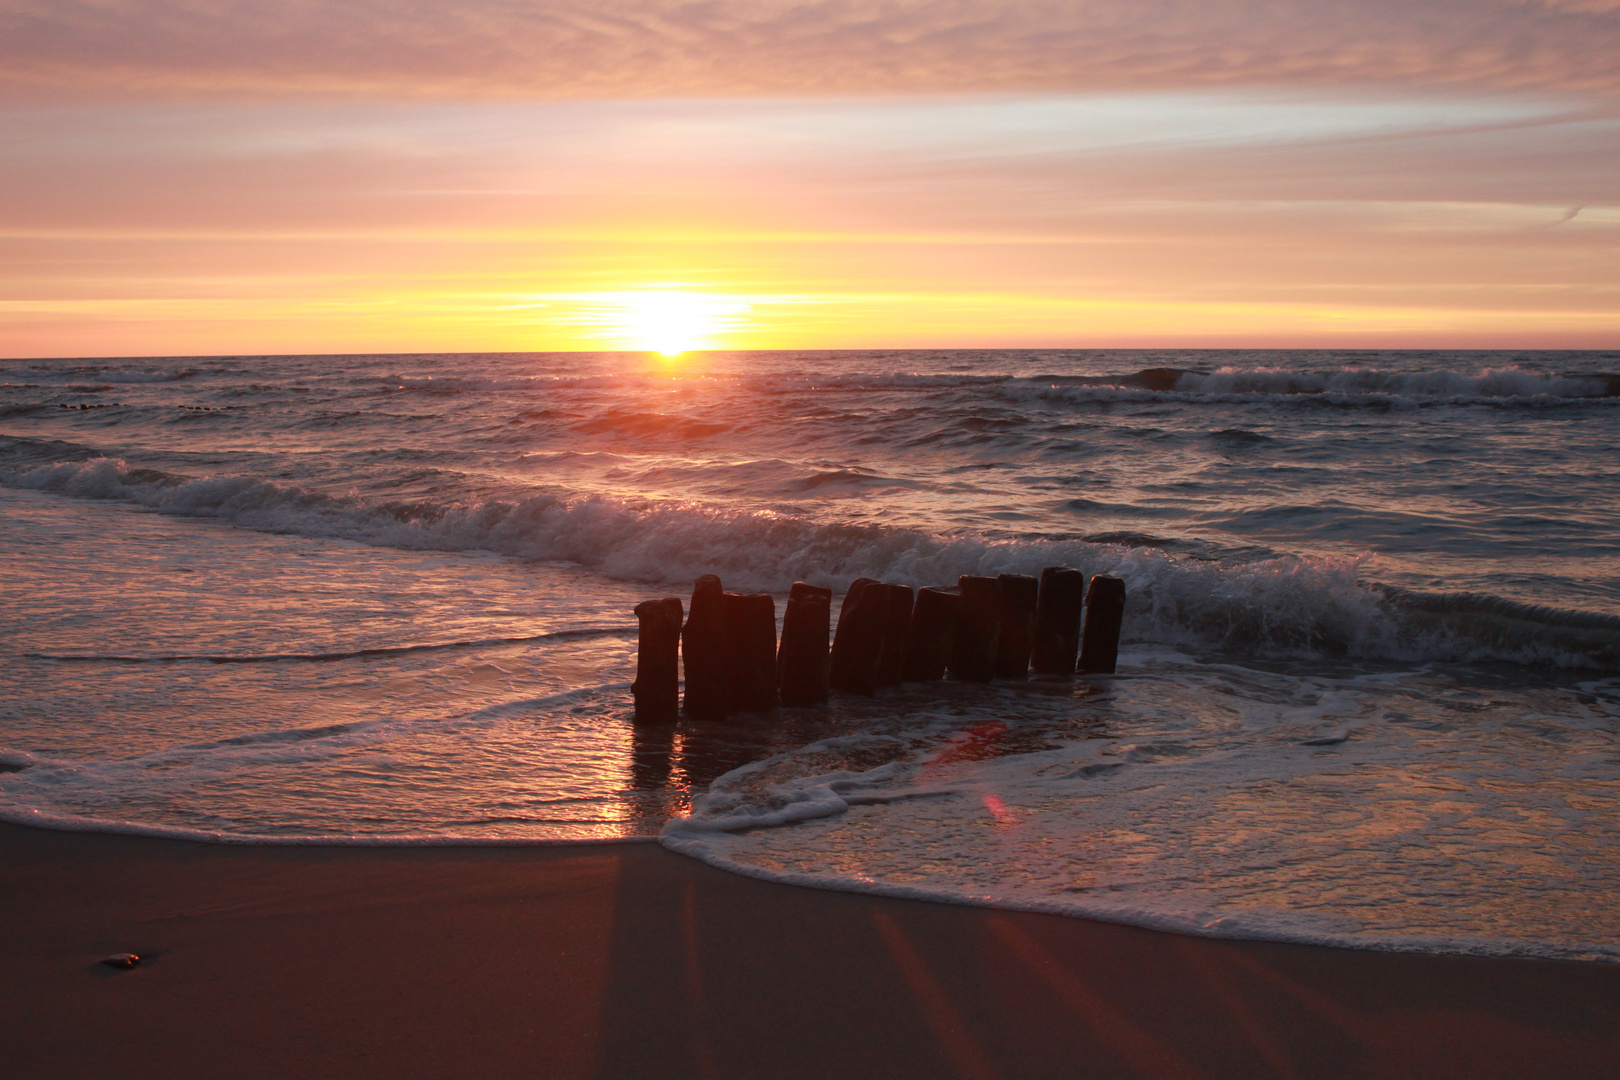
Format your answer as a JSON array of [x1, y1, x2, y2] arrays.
[[6, 821, 1618, 1079], [9, 809, 1614, 966]]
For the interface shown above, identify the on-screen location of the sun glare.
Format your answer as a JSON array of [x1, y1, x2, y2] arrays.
[[612, 290, 745, 357]]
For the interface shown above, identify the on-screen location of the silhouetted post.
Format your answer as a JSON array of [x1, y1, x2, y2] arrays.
[[829, 577, 874, 691], [632, 597, 683, 724], [777, 582, 832, 706], [836, 578, 877, 621], [993, 573, 1039, 678], [682, 574, 726, 718], [1032, 567, 1086, 675], [948, 575, 1001, 682], [722, 592, 778, 714], [875, 583, 915, 687], [829, 579, 885, 695], [903, 586, 959, 681], [1078, 575, 1127, 675]]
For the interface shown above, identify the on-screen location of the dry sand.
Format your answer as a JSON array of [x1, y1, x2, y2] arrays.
[[4, 821, 1618, 1079]]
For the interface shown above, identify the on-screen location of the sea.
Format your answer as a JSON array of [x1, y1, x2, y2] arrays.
[[3, 349, 1618, 962]]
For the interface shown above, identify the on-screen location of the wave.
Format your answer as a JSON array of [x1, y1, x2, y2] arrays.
[[14, 363, 1614, 421], [660, 752, 1620, 965], [995, 366, 1620, 411], [8, 449, 1618, 671], [0, 807, 657, 846], [1377, 588, 1620, 669], [383, 364, 1620, 402], [28, 626, 636, 665], [0, 682, 659, 844], [2, 367, 198, 384], [1179, 365, 1620, 399], [385, 371, 1018, 394]]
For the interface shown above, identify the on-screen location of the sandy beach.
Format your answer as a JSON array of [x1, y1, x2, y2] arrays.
[[4, 821, 1617, 1079]]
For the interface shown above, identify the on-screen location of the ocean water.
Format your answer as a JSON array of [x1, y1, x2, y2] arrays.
[[3, 349, 1618, 960]]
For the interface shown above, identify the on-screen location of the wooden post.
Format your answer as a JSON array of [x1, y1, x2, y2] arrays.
[[777, 582, 832, 706], [632, 597, 683, 724], [828, 577, 875, 690], [948, 575, 1001, 682], [1032, 567, 1086, 675], [829, 579, 885, 695], [837, 577, 878, 625], [902, 586, 959, 682], [722, 591, 778, 714], [829, 578, 873, 692], [875, 583, 915, 688], [681, 574, 726, 718], [1078, 575, 1127, 675], [993, 573, 1039, 678]]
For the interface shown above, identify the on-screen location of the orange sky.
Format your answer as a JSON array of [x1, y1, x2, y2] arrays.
[[2, 0, 1617, 356]]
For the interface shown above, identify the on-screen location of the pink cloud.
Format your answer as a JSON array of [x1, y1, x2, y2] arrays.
[[2, 0, 1619, 102]]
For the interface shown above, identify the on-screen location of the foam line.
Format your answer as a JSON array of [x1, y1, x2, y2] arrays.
[[0, 806, 658, 846], [659, 832, 1620, 964], [6, 450, 1619, 670], [28, 626, 636, 664]]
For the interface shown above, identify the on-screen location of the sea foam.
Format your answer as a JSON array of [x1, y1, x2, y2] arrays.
[[663, 656, 1620, 963], [10, 453, 1618, 670]]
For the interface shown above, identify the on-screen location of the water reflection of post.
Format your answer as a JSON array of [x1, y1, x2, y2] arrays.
[[675, 722, 757, 797], [629, 724, 676, 792]]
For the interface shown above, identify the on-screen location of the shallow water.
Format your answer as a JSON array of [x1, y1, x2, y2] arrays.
[[666, 649, 1620, 962], [3, 349, 1618, 958]]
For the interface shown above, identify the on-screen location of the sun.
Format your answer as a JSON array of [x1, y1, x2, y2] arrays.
[[614, 290, 743, 357]]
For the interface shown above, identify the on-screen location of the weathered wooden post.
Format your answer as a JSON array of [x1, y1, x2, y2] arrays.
[[837, 578, 878, 624], [948, 575, 1001, 682], [875, 583, 915, 688], [903, 585, 959, 681], [681, 574, 726, 718], [777, 581, 832, 706], [993, 573, 1039, 678], [1078, 575, 1127, 675], [828, 577, 875, 690], [1032, 567, 1086, 675], [722, 591, 778, 714], [632, 597, 683, 724], [829, 578, 885, 695]]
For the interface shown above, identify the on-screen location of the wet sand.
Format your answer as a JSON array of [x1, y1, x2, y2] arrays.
[[4, 821, 1618, 1079]]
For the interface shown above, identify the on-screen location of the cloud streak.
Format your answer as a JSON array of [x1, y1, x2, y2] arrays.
[[4, 0, 1620, 102], [2, 93, 1615, 355]]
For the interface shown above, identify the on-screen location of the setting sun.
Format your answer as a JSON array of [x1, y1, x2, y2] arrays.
[[610, 290, 749, 357]]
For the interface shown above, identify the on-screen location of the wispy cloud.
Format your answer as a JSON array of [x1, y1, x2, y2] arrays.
[[4, 0, 1620, 102], [2, 92, 1615, 355]]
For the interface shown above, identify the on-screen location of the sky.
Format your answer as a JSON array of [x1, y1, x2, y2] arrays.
[[2, 0, 1618, 356]]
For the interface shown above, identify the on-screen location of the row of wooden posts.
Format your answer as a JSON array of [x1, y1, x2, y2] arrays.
[[631, 569, 1127, 724]]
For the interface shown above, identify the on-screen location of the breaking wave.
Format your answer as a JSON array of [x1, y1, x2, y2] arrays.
[[10, 452, 1618, 671]]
